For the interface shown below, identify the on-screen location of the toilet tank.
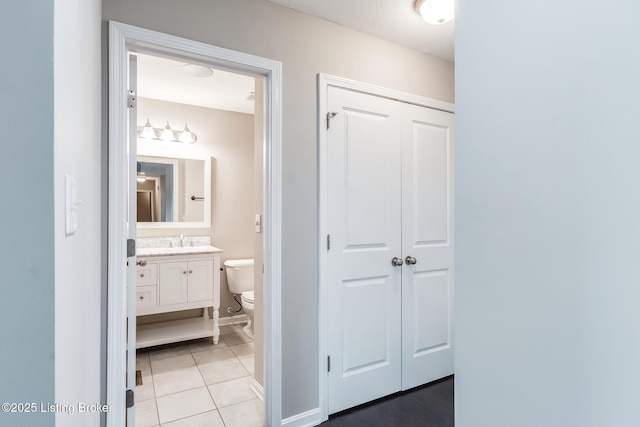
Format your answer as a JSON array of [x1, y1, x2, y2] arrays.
[[224, 259, 254, 294]]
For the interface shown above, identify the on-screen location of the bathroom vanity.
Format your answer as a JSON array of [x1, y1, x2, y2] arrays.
[[134, 243, 222, 349]]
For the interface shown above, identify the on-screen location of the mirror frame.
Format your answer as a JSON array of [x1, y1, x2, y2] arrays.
[[137, 148, 211, 229]]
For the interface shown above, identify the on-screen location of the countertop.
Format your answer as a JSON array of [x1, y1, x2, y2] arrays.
[[136, 245, 223, 257]]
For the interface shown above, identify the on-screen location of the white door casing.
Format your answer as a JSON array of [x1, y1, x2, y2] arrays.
[[108, 22, 282, 427], [126, 53, 138, 427], [319, 75, 455, 418]]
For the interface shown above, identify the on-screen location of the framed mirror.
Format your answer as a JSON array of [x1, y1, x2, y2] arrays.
[[136, 153, 211, 228]]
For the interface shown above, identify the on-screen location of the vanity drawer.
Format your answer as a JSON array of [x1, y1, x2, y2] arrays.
[[136, 262, 157, 286], [136, 286, 157, 309]]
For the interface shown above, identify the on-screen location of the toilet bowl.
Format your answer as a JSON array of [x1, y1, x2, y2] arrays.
[[224, 259, 254, 339], [240, 291, 254, 339]]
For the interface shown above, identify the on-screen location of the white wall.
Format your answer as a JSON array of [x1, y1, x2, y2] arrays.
[[0, 1, 55, 426], [103, 0, 454, 418], [455, 1, 640, 426], [53, 0, 103, 425]]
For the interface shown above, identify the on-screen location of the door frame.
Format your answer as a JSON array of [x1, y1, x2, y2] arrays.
[[317, 73, 454, 422], [107, 21, 283, 426]]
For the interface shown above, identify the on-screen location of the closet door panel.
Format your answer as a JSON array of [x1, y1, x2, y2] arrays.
[[411, 269, 451, 355], [401, 104, 455, 390], [327, 86, 402, 414]]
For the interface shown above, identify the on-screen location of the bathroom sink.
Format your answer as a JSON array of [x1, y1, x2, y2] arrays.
[[136, 245, 223, 257]]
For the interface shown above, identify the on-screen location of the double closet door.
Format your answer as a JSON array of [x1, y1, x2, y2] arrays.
[[326, 86, 454, 414]]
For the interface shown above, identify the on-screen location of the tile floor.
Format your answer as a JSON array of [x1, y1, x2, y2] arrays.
[[135, 324, 263, 427]]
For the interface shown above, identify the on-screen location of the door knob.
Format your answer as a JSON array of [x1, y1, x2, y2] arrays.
[[136, 259, 147, 267], [391, 257, 403, 267], [405, 256, 417, 265]]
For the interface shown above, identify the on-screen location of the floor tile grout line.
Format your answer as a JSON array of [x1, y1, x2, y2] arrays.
[[137, 334, 256, 427]]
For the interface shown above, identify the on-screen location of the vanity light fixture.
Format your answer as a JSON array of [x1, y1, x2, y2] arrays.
[[245, 91, 255, 102], [137, 119, 198, 144], [160, 121, 174, 141], [139, 118, 156, 139], [415, 0, 454, 25], [179, 124, 197, 144]]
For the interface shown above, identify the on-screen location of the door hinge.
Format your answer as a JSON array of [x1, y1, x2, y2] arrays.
[[127, 90, 137, 109], [327, 234, 330, 251], [126, 389, 134, 408], [127, 239, 136, 258], [327, 355, 331, 372], [327, 112, 337, 129]]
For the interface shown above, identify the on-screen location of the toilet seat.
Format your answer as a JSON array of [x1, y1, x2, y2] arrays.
[[241, 291, 254, 304]]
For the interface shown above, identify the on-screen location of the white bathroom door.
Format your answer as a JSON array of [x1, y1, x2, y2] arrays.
[[326, 86, 403, 414], [400, 103, 455, 390], [126, 53, 138, 426]]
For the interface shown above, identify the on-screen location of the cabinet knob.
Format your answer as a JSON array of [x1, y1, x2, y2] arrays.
[[140, 273, 145, 278], [391, 257, 403, 267], [139, 296, 144, 300], [189, 270, 193, 274], [183, 271, 187, 275], [405, 256, 417, 265], [137, 259, 147, 267]]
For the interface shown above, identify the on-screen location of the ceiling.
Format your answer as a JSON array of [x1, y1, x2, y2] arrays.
[[136, 1, 453, 114], [268, 0, 454, 62], [136, 52, 256, 114]]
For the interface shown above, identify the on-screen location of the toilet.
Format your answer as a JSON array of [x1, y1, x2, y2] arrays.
[[224, 259, 255, 339]]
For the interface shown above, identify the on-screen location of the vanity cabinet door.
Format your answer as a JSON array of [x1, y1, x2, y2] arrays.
[[159, 261, 188, 305], [187, 260, 214, 302]]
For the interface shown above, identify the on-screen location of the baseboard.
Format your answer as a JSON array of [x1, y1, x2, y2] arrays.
[[281, 408, 322, 427], [250, 378, 264, 401], [218, 314, 247, 327]]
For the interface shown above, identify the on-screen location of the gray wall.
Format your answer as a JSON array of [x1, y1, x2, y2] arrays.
[[455, 1, 640, 426], [103, 0, 454, 418], [0, 1, 55, 426]]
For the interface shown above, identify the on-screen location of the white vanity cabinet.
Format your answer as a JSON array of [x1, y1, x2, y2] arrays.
[[135, 251, 221, 349], [158, 259, 214, 305]]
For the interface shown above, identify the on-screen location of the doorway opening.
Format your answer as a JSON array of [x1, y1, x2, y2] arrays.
[[107, 22, 282, 427]]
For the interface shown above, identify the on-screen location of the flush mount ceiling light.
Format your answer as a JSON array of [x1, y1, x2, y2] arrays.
[[137, 118, 198, 144], [415, 0, 454, 25], [182, 63, 214, 78]]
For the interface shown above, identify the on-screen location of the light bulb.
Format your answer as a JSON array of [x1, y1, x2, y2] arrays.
[[179, 124, 197, 144], [160, 121, 174, 141], [416, 0, 454, 25], [139, 118, 156, 139]]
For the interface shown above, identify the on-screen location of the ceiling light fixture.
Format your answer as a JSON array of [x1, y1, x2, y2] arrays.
[[137, 119, 198, 144], [415, 0, 454, 25], [182, 63, 214, 78]]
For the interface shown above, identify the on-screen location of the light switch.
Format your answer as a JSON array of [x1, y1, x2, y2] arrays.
[[255, 214, 262, 233], [65, 175, 82, 235]]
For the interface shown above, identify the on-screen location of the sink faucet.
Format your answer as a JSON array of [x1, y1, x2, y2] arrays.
[[179, 234, 188, 247]]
